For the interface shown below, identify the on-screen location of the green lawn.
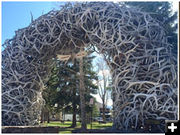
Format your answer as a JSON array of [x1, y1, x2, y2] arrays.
[[42, 121, 112, 133]]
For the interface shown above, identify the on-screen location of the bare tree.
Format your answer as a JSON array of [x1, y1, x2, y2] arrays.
[[96, 57, 111, 122]]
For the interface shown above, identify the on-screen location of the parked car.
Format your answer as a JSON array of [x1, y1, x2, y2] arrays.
[[106, 117, 112, 122], [94, 117, 107, 124], [98, 120, 106, 124], [94, 117, 103, 121]]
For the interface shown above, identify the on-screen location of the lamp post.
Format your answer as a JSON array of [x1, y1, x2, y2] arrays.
[[89, 98, 94, 130]]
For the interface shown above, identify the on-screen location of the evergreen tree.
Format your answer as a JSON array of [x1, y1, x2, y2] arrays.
[[125, 2, 177, 56], [42, 51, 98, 127]]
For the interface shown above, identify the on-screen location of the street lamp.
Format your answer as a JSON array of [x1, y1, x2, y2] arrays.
[[89, 98, 94, 130]]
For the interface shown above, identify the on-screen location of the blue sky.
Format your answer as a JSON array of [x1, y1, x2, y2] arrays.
[[1, 1, 178, 107], [2, 1, 65, 44], [1, 1, 112, 106], [2, 1, 178, 45]]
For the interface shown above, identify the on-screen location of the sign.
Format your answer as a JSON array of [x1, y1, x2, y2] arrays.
[[89, 98, 94, 105], [54, 103, 58, 107], [76, 51, 87, 59], [57, 51, 87, 61], [145, 119, 160, 125], [57, 55, 71, 61]]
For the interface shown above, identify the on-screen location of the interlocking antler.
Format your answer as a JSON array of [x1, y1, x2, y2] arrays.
[[2, 2, 177, 132]]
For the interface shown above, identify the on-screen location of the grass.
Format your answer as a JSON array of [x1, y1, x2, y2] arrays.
[[42, 121, 113, 134]]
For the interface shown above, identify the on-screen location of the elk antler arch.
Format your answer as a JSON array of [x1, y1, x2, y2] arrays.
[[2, 2, 177, 131]]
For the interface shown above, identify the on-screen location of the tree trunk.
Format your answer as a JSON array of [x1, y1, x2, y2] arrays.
[[47, 111, 50, 123], [40, 108, 44, 123], [71, 88, 77, 127], [71, 108, 77, 127], [102, 100, 106, 122], [79, 51, 87, 131]]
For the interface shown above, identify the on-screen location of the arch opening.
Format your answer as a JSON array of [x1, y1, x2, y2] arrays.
[[2, 2, 177, 132]]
